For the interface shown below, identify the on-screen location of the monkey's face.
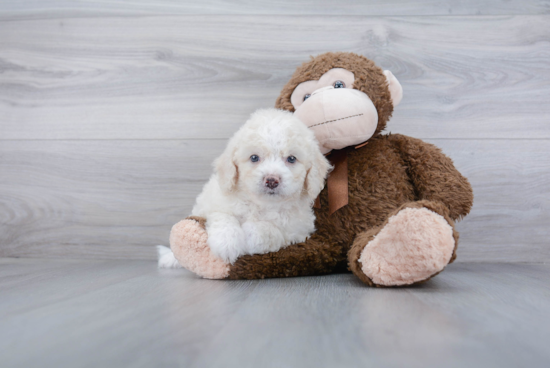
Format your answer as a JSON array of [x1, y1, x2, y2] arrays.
[[290, 67, 402, 154]]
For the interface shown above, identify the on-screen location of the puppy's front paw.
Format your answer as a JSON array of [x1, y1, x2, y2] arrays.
[[170, 218, 229, 279], [242, 221, 285, 255], [207, 223, 246, 264]]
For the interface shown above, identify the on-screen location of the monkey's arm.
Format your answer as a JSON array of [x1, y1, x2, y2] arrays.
[[170, 216, 347, 280], [389, 134, 473, 221], [228, 232, 347, 279]]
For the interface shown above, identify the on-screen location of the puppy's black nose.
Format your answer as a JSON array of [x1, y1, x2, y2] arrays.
[[265, 177, 279, 189]]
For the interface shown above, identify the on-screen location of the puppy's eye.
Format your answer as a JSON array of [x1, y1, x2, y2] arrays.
[[287, 156, 297, 164], [333, 80, 346, 88], [303, 94, 311, 101], [250, 155, 260, 162]]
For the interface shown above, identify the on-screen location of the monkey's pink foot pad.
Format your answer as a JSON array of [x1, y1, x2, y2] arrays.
[[170, 219, 230, 279], [360, 207, 455, 286]]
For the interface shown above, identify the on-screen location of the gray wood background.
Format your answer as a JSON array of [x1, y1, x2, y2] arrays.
[[1, 1, 549, 262]]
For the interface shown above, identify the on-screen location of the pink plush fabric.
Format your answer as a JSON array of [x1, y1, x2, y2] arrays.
[[359, 208, 455, 286], [294, 87, 379, 155], [170, 219, 230, 279]]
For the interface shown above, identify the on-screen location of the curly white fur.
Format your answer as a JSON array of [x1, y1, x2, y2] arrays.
[[187, 108, 331, 264]]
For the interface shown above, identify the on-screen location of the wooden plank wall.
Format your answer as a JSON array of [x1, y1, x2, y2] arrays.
[[1, 1, 549, 262]]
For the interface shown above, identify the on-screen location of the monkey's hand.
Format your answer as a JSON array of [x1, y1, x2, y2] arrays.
[[169, 217, 230, 279]]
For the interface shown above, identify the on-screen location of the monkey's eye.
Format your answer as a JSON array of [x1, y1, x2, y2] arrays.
[[333, 80, 346, 88], [287, 156, 297, 164], [250, 155, 260, 162], [303, 94, 311, 101]]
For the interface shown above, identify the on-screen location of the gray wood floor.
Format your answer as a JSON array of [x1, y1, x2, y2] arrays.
[[1, 258, 549, 368], [1, 1, 549, 262]]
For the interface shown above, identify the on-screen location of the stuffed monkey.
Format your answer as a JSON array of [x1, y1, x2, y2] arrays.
[[170, 52, 473, 286]]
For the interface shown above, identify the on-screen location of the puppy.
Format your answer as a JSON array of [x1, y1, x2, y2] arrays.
[[158, 108, 331, 267]]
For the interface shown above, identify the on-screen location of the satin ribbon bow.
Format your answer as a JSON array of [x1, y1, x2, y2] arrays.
[[314, 142, 368, 215]]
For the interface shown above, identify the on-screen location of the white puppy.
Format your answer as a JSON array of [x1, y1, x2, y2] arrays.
[[158, 108, 331, 266]]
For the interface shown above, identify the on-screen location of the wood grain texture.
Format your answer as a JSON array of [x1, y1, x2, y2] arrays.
[[1, 259, 549, 368], [0, 140, 222, 260], [1, 15, 550, 140], [1, 139, 548, 262], [0, 0, 549, 18]]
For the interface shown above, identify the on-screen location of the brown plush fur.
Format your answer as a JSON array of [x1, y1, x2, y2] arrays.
[[195, 52, 473, 286]]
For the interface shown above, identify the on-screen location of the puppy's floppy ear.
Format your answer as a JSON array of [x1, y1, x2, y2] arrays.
[[304, 148, 332, 201], [214, 144, 238, 194]]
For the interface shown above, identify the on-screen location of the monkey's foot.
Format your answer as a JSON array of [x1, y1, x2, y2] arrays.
[[170, 217, 230, 279], [357, 207, 455, 286]]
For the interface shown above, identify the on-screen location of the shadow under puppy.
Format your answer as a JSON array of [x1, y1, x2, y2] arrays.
[[158, 108, 331, 267]]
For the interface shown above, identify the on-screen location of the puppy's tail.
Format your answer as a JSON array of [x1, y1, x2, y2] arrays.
[[156, 245, 182, 269]]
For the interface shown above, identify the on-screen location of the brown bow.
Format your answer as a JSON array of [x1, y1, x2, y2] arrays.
[[314, 142, 368, 215]]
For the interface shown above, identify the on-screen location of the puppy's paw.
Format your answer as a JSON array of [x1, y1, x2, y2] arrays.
[[242, 221, 285, 255], [170, 218, 229, 279], [207, 223, 246, 264]]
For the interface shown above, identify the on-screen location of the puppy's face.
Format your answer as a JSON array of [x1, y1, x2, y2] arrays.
[[234, 133, 306, 199], [215, 109, 331, 203]]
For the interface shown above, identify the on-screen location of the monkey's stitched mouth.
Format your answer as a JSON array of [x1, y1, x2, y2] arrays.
[[308, 113, 364, 129]]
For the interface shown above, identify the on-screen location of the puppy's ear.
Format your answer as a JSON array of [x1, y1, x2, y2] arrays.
[[304, 149, 332, 201], [214, 145, 238, 194]]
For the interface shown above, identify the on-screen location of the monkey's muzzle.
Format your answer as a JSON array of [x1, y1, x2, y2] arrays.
[[294, 87, 379, 154]]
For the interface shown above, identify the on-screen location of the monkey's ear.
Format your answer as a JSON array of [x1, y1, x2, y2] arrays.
[[214, 145, 238, 194], [383, 70, 403, 108]]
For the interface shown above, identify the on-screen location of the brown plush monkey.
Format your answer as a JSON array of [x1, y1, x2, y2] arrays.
[[169, 52, 473, 287]]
